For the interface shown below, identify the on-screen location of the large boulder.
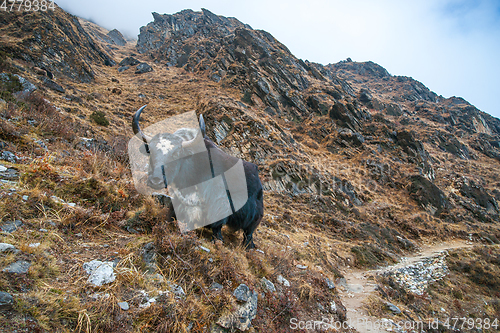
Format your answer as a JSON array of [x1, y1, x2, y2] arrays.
[[135, 63, 153, 74], [329, 103, 362, 132], [119, 57, 140, 67], [107, 29, 126, 46], [458, 177, 498, 214], [409, 175, 450, 216]]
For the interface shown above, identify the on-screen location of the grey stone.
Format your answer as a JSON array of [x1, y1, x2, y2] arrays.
[[325, 278, 336, 289], [277, 274, 290, 287], [317, 303, 325, 311], [0, 291, 14, 310], [210, 282, 223, 291], [119, 57, 140, 67], [14, 75, 37, 93], [330, 301, 337, 312], [118, 66, 129, 73], [0, 151, 17, 163], [233, 284, 251, 302], [167, 281, 185, 298], [1, 220, 22, 233], [386, 302, 401, 314], [118, 301, 129, 311], [83, 260, 116, 287], [0, 166, 18, 180], [261, 277, 275, 292], [0, 243, 17, 254], [141, 242, 156, 273], [199, 245, 210, 253], [256, 78, 270, 95], [42, 77, 65, 93], [135, 63, 153, 74], [3, 260, 31, 274], [217, 290, 258, 331], [107, 29, 126, 46]]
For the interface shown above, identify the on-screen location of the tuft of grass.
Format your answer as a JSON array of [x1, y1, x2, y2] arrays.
[[0, 72, 22, 102], [90, 110, 109, 126]]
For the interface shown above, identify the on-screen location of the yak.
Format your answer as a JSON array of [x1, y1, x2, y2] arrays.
[[132, 105, 263, 249]]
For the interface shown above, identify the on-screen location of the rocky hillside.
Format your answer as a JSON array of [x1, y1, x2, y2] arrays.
[[0, 5, 499, 333], [0, 6, 115, 82]]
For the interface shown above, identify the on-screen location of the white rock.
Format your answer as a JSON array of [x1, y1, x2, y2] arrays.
[[330, 301, 337, 312], [0, 166, 7, 172], [261, 277, 276, 292], [22, 195, 29, 201], [28, 243, 40, 248], [0, 243, 17, 253], [199, 246, 210, 253], [277, 274, 290, 287], [296, 264, 307, 270], [83, 260, 116, 287], [118, 301, 129, 311], [167, 281, 185, 298]]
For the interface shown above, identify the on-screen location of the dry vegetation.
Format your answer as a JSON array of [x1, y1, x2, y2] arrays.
[[0, 7, 499, 333], [0, 36, 352, 333]]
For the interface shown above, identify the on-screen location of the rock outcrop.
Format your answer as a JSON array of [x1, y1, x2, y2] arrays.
[[107, 29, 127, 46], [0, 4, 115, 82]]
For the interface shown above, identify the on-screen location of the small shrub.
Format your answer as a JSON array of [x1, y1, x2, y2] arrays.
[[0, 51, 10, 72], [241, 91, 253, 105], [90, 110, 109, 126], [0, 72, 22, 102]]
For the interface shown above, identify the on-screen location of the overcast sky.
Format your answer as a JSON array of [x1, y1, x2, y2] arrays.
[[55, 0, 500, 119]]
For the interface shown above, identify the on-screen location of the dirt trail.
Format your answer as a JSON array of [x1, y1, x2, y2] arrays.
[[337, 240, 473, 333]]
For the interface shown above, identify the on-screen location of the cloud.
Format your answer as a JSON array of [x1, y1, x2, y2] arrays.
[[54, 0, 500, 118]]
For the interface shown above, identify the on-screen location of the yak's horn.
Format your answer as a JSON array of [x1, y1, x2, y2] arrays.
[[132, 105, 152, 143]]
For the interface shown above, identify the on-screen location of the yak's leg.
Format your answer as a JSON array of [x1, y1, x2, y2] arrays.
[[243, 212, 263, 249], [243, 231, 255, 249], [243, 222, 259, 249], [211, 224, 223, 242], [210, 217, 229, 243]]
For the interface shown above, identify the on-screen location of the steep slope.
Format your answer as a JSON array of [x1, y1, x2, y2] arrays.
[[0, 6, 115, 82], [0, 5, 499, 333]]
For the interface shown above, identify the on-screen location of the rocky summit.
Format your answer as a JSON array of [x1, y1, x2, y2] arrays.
[[0, 4, 499, 333]]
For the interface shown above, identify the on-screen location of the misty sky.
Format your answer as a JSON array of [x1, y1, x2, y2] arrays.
[[55, 0, 500, 119]]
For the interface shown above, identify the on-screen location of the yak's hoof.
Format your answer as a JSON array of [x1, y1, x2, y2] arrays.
[[244, 241, 255, 250]]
